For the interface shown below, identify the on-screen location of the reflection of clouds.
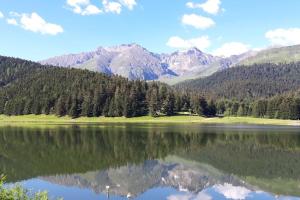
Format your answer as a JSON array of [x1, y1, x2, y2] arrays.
[[167, 194, 193, 200], [194, 192, 213, 200], [213, 183, 251, 200], [167, 191, 212, 200]]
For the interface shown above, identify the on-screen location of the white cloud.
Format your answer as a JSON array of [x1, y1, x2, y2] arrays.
[[83, 4, 103, 15], [186, 0, 222, 15], [213, 183, 251, 200], [119, 0, 137, 10], [67, 0, 102, 15], [167, 36, 211, 50], [0, 11, 4, 19], [103, 0, 122, 14], [182, 14, 215, 29], [265, 28, 300, 46], [9, 11, 21, 17], [7, 18, 18, 26], [213, 42, 250, 57], [7, 12, 63, 35], [66, 0, 137, 15]]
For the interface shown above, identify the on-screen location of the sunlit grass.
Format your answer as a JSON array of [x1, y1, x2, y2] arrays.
[[0, 115, 299, 126]]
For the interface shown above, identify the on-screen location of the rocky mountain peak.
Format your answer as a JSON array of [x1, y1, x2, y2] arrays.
[[40, 43, 256, 82], [186, 47, 203, 54]]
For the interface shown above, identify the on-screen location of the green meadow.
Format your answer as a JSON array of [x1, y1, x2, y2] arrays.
[[0, 114, 299, 126]]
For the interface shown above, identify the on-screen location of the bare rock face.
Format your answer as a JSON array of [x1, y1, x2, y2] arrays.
[[40, 44, 255, 81], [161, 48, 217, 76], [107, 44, 176, 80], [161, 47, 237, 79], [40, 44, 177, 80]]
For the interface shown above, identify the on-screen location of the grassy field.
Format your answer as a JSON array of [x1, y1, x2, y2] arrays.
[[0, 114, 299, 126]]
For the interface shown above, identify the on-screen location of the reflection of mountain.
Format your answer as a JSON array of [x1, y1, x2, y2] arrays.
[[0, 125, 300, 195], [41, 158, 249, 198]]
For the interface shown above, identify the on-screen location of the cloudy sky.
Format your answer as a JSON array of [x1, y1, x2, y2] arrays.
[[1, 0, 300, 60]]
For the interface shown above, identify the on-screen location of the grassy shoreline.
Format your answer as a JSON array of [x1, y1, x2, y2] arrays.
[[0, 114, 299, 126]]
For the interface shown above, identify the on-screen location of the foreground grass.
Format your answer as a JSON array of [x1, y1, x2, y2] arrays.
[[0, 175, 52, 200], [0, 114, 299, 126]]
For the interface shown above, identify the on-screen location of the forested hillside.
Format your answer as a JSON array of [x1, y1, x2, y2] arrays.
[[0, 56, 300, 120], [176, 62, 300, 99], [0, 56, 48, 87], [0, 56, 215, 118]]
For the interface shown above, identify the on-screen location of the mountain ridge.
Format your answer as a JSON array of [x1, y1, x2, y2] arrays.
[[40, 44, 243, 82], [40, 43, 300, 83]]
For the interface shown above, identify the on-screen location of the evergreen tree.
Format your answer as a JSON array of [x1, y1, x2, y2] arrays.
[[207, 100, 217, 117], [252, 99, 268, 118], [113, 87, 124, 117], [69, 97, 80, 118], [161, 92, 175, 116], [148, 87, 159, 117], [23, 99, 33, 115], [81, 92, 94, 117], [237, 102, 247, 116], [216, 100, 226, 115], [55, 96, 67, 116], [191, 95, 208, 116]]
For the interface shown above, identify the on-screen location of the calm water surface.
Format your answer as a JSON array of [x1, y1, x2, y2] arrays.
[[1, 124, 300, 200]]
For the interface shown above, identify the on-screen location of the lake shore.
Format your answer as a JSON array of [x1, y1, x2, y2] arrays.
[[0, 114, 299, 126]]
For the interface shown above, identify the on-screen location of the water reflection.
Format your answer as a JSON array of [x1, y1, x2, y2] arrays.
[[0, 124, 300, 199]]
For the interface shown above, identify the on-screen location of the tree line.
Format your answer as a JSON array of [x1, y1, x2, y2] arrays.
[[0, 56, 300, 120], [215, 91, 300, 120], [0, 56, 216, 118], [176, 62, 300, 100]]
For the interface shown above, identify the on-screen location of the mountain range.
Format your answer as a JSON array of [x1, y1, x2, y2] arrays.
[[41, 44, 300, 83], [40, 44, 258, 83]]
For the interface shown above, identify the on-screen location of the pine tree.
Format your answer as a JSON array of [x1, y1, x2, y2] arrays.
[[114, 87, 124, 117], [174, 94, 182, 112], [207, 100, 217, 117], [81, 92, 93, 117], [148, 87, 159, 117], [69, 97, 80, 118], [55, 96, 67, 116], [252, 99, 268, 118], [231, 102, 239, 116], [191, 95, 208, 116], [216, 100, 226, 115], [23, 99, 33, 115], [161, 92, 175, 116]]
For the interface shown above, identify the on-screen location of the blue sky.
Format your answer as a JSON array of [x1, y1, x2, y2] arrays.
[[1, 0, 300, 61]]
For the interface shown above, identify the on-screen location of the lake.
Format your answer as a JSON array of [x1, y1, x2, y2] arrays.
[[1, 124, 300, 200]]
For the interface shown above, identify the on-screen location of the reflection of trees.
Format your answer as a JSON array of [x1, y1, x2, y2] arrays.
[[181, 130, 300, 179], [0, 125, 299, 182]]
